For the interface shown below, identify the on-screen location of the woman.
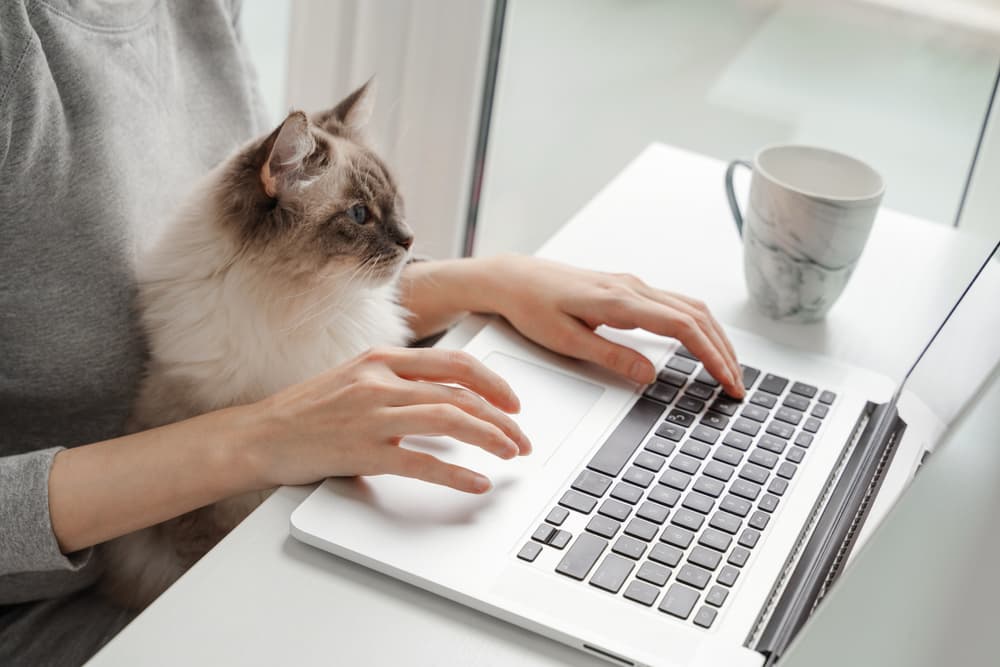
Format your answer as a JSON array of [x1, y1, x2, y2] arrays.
[[0, 1, 743, 664]]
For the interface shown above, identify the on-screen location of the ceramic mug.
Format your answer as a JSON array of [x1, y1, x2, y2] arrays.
[[725, 145, 884, 322]]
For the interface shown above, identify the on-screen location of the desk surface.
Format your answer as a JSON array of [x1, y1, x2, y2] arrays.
[[89, 144, 999, 666]]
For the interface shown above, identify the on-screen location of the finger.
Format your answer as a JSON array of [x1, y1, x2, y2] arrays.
[[668, 292, 741, 377], [553, 318, 657, 384], [386, 380, 532, 455], [385, 448, 492, 494], [373, 347, 520, 413], [389, 403, 523, 460]]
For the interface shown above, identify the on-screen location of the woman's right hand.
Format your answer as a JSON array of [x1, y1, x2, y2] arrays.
[[241, 347, 531, 494]]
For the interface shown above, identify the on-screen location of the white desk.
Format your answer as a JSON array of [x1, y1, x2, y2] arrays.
[[89, 144, 1000, 666]]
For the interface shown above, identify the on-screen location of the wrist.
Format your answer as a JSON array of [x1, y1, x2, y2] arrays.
[[212, 402, 277, 493]]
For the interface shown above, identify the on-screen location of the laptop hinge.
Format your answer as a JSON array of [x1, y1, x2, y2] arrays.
[[747, 400, 907, 665]]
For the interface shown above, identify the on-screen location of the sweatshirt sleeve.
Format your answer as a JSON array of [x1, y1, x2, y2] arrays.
[[0, 448, 93, 579]]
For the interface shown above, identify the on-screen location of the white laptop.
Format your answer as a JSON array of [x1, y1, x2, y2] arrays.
[[290, 245, 998, 664]]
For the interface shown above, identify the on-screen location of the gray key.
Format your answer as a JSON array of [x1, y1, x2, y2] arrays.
[[612, 535, 647, 560], [713, 445, 744, 467], [637, 561, 672, 586], [722, 431, 752, 451], [803, 417, 821, 434], [635, 451, 666, 472], [811, 403, 829, 419], [686, 382, 714, 400], [670, 454, 701, 476], [709, 511, 742, 534], [611, 482, 644, 504], [768, 478, 789, 496], [739, 463, 769, 485], [732, 418, 761, 437], [693, 606, 718, 628], [705, 585, 729, 607], [717, 565, 740, 587], [819, 390, 837, 405], [586, 515, 621, 539], [658, 583, 700, 619], [703, 460, 735, 481], [710, 396, 741, 416], [645, 436, 676, 457], [572, 470, 613, 497], [790, 381, 817, 398], [787, 446, 806, 463], [795, 432, 814, 448], [688, 546, 722, 571], [682, 492, 715, 515], [749, 448, 779, 469], [658, 368, 687, 387], [545, 507, 569, 526], [666, 356, 697, 374], [677, 564, 712, 590], [775, 407, 803, 425], [674, 346, 697, 360], [672, 508, 705, 531], [559, 489, 597, 514], [649, 485, 681, 507], [691, 424, 721, 445], [782, 393, 809, 411], [588, 398, 663, 477], [555, 532, 607, 580], [701, 411, 729, 430], [667, 409, 698, 429], [550, 530, 572, 550], [649, 543, 684, 567], [637, 501, 670, 524], [598, 498, 633, 522], [625, 518, 659, 542], [766, 421, 794, 440], [698, 528, 732, 553], [759, 435, 787, 454], [532, 524, 556, 543], [730, 479, 761, 501], [759, 494, 780, 513], [660, 524, 694, 549], [624, 580, 661, 607], [590, 554, 635, 593], [693, 476, 725, 498], [749, 511, 770, 531], [742, 365, 761, 390], [659, 468, 692, 491], [740, 404, 769, 423], [624, 466, 655, 488], [759, 374, 789, 395], [695, 369, 720, 387], [518, 542, 542, 562], [739, 528, 760, 548], [720, 494, 752, 517], [727, 546, 750, 567], [655, 423, 685, 442], [644, 382, 679, 405], [677, 396, 706, 414], [680, 439, 711, 460], [750, 391, 777, 408], [776, 461, 797, 480]]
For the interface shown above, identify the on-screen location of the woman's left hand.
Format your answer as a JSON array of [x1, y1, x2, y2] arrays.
[[478, 255, 745, 398]]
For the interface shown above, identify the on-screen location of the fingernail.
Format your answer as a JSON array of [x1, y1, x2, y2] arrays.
[[630, 360, 652, 384], [520, 437, 533, 455], [472, 474, 492, 493]]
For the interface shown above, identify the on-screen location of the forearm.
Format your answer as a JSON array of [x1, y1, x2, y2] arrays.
[[48, 405, 262, 554], [398, 257, 505, 340]]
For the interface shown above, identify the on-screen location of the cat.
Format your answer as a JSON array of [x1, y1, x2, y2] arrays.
[[101, 81, 415, 609]]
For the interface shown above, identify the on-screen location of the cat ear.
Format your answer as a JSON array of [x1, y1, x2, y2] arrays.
[[314, 78, 376, 135], [260, 111, 316, 198]]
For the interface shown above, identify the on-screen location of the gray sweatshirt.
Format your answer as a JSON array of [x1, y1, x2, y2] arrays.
[[0, 0, 266, 647]]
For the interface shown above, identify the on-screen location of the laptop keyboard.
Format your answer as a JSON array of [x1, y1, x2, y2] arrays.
[[516, 347, 836, 629]]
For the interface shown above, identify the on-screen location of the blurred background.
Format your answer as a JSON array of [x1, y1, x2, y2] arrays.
[[239, 0, 1000, 258]]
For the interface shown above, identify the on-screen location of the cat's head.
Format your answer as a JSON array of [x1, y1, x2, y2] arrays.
[[216, 80, 412, 287]]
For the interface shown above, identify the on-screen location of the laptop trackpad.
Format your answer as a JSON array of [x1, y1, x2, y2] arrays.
[[339, 352, 604, 525]]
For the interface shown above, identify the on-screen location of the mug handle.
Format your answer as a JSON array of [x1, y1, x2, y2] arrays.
[[725, 159, 752, 236]]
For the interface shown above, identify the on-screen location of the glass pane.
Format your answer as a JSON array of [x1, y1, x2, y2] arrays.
[[475, 0, 1000, 257]]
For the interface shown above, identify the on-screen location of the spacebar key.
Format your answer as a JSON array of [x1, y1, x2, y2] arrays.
[[555, 533, 608, 580], [587, 398, 663, 477]]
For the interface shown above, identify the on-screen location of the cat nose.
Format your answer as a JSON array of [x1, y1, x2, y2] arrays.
[[393, 223, 414, 250], [397, 233, 414, 250]]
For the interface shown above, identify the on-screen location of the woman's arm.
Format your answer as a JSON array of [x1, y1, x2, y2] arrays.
[[398, 255, 746, 398]]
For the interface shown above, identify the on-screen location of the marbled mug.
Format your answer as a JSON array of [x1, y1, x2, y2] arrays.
[[725, 145, 884, 322]]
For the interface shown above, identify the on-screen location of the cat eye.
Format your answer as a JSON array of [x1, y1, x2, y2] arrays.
[[346, 204, 369, 224]]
